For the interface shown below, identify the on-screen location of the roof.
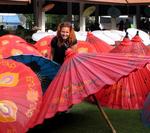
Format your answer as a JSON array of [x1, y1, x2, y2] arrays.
[[0, 0, 31, 5], [0, 0, 148, 15], [50, 0, 150, 4]]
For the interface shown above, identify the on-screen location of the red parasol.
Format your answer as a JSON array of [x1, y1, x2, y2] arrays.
[[131, 31, 150, 55], [86, 32, 114, 53], [75, 40, 96, 53], [0, 34, 42, 58], [34, 35, 53, 59], [0, 34, 27, 46], [110, 33, 133, 53], [0, 59, 42, 133], [95, 66, 150, 109], [111, 32, 150, 55], [34, 51, 150, 126], [95, 32, 150, 110]]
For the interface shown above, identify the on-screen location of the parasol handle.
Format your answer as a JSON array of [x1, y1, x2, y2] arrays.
[[92, 95, 117, 133]]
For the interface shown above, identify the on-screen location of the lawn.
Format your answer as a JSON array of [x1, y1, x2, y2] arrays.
[[28, 102, 150, 133]]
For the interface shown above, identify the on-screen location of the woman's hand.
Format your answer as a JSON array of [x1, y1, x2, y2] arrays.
[[65, 48, 76, 58]]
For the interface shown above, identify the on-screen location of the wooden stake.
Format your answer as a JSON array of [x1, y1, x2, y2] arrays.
[[92, 95, 117, 133]]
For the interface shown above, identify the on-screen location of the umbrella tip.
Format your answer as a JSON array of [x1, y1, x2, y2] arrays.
[[136, 31, 139, 35], [125, 32, 128, 38]]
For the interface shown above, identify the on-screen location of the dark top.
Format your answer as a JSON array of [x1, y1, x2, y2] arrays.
[[51, 36, 77, 65]]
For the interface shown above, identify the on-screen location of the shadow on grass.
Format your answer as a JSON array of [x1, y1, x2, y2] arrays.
[[28, 102, 111, 133], [27, 102, 150, 133]]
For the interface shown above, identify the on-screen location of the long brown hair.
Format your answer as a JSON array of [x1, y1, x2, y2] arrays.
[[57, 22, 76, 47]]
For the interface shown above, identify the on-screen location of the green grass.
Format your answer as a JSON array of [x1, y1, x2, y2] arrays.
[[28, 102, 150, 133]]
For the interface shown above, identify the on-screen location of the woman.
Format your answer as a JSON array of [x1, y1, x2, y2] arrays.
[[51, 22, 77, 65]]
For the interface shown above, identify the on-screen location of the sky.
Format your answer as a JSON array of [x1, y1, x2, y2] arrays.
[[0, 13, 20, 24]]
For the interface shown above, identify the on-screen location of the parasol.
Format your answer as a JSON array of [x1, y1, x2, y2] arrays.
[[86, 32, 113, 53], [131, 31, 150, 55], [111, 32, 150, 55], [75, 31, 87, 41], [110, 32, 134, 53], [95, 32, 150, 110], [102, 30, 123, 42], [141, 88, 150, 127], [127, 28, 150, 46], [42, 3, 55, 12], [0, 58, 42, 133], [95, 66, 150, 110], [83, 6, 96, 17], [92, 30, 115, 45], [34, 35, 53, 59], [9, 54, 60, 93], [141, 64, 150, 127], [32, 32, 54, 42], [75, 40, 96, 53], [0, 34, 42, 58], [34, 51, 150, 126], [0, 34, 26, 46]]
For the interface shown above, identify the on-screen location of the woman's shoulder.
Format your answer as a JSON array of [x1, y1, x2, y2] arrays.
[[51, 36, 58, 42], [51, 36, 58, 44]]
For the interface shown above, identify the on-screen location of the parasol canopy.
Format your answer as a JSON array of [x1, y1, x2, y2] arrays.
[[9, 54, 60, 93], [0, 58, 42, 133], [92, 30, 115, 45], [141, 88, 150, 127], [95, 65, 150, 110], [0, 34, 42, 58], [131, 31, 150, 55], [34, 35, 53, 59], [110, 32, 150, 55], [75, 40, 96, 53], [86, 32, 113, 53], [127, 28, 150, 46], [83, 6, 96, 17], [94, 32, 150, 110], [42, 3, 55, 12], [110, 33, 133, 53], [33, 51, 150, 125], [32, 32, 55, 42]]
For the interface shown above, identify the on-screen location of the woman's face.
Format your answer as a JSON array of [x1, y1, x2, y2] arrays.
[[60, 27, 70, 40]]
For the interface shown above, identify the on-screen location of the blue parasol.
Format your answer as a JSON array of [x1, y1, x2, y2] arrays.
[[141, 93, 150, 127], [8, 54, 60, 93]]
